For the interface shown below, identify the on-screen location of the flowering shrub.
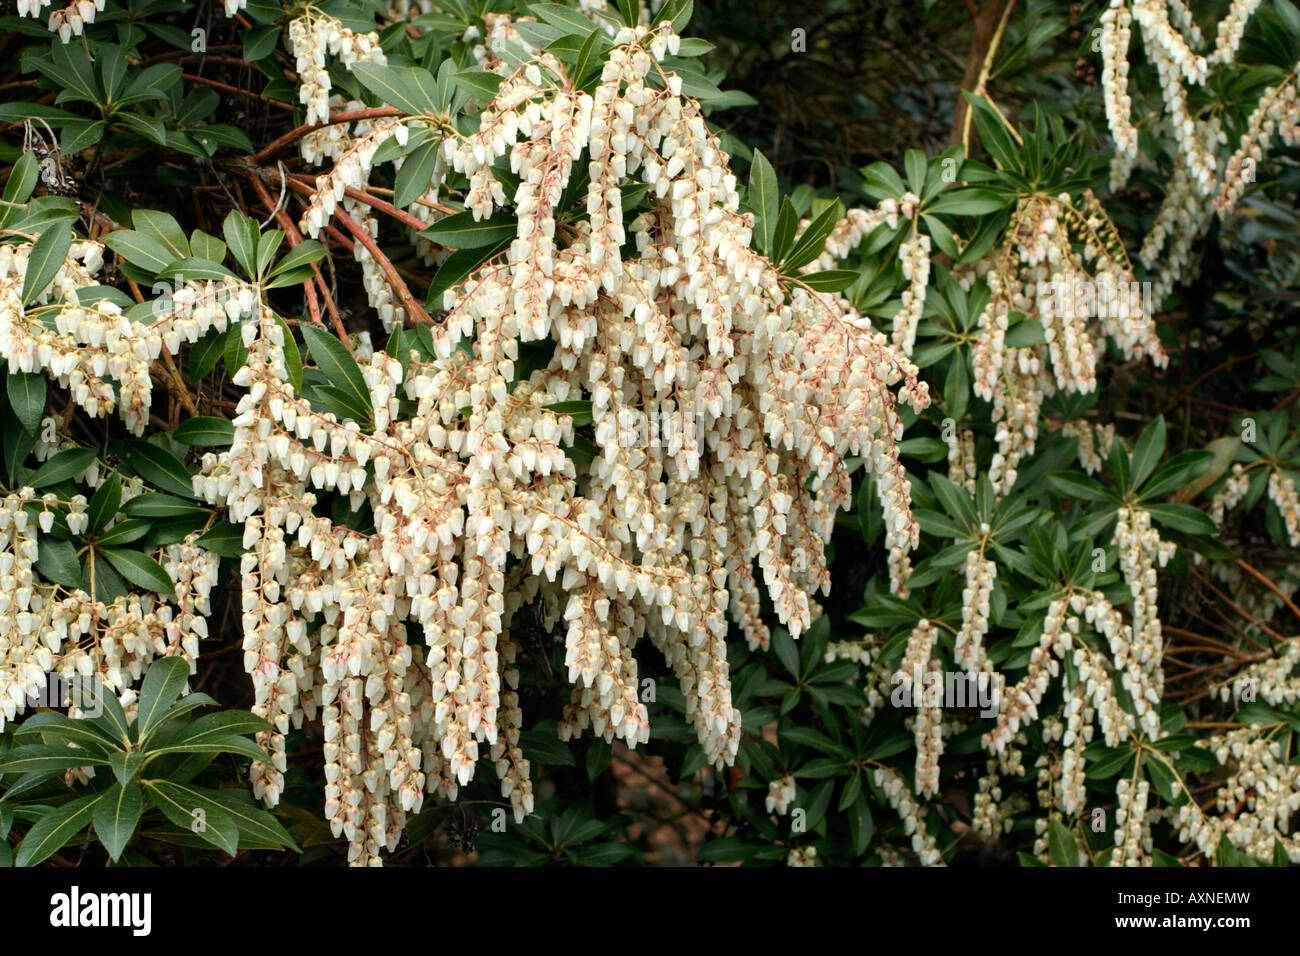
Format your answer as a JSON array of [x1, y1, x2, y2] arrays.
[[0, 0, 1298, 869]]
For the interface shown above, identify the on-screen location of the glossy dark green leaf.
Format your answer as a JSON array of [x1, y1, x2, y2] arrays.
[[21, 222, 73, 305], [101, 548, 175, 596], [92, 781, 142, 862]]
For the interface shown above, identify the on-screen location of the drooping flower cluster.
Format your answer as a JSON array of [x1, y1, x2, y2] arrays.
[[287, 7, 387, 128], [0, 237, 256, 435], [207, 20, 928, 865], [1100, 1, 1300, 294], [959, 193, 1166, 501]]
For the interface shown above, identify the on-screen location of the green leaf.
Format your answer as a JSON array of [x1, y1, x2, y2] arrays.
[[100, 548, 176, 596], [102, 229, 174, 275], [174, 417, 235, 447], [222, 210, 261, 278], [146, 782, 239, 856], [81, 677, 132, 746], [255, 230, 284, 280], [86, 473, 122, 532], [747, 149, 779, 255], [924, 186, 1007, 215], [848, 789, 874, 854], [351, 63, 442, 115], [157, 257, 238, 282], [394, 140, 441, 209], [1047, 818, 1079, 867], [189, 328, 229, 382], [15, 792, 104, 867], [1141, 449, 1214, 501], [4, 151, 39, 204], [189, 230, 226, 264], [267, 239, 326, 279], [93, 781, 142, 862], [1131, 415, 1167, 489], [451, 69, 505, 103], [780, 201, 842, 273], [196, 521, 244, 557], [96, 518, 151, 546], [148, 736, 270, 763], [136, 657, 191, 739], [37, 537, 82, 588], [770, 196, 799, 263], [21, 222, 73, 305], [108, 751, 147, 786], [7, 371, 45, 438], [0, 749, 110, 774], [1004, 319, 1046, 347], [571, 27, 603, 89], [796, 269, 859, 293], [163, 710, 272, 748], [944, 350, 970, 421], [28, 447, 96, 488], [242, 24, 282, 62], [1144, 503, 1216, 537], [904, 149, 928, 195], [1047, 471, 1110, 502], [132, 209, 190, 263], [11, 712, 116, 755], [420, 210, 517, 249], [122, 492, 208, 519], [1145, 755, 1187, 806], [301, 325, 372, 424], [120, 441, 195, 498], [425, 239, 510, 306]]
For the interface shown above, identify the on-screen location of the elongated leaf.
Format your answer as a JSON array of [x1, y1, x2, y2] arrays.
[[92, 781, 142, 862], [1144, 502, 1216, 537], [37, 537, 81, 588], [96, 518, 151, 546], [267, 239, 326, 278], [420, 210, 517, 249], [120, 441, 195, 498], [108, 751, 146, 786], [174, 417, 235, 447], [781, 201, 841, 273], [12, 712, 116, 754], [21, 222, 72, 305], [166, 710, 273, 748], [351, 63, 442, 115], [15, 792, 104, 867], [796, 269, 859, 293], [7, 371, 45, 436], [102, 228, 173, 274], [301, 325, 372, 423], [394, 140, 441, 209], [148, 781, 296, 852], [101, 548, 176, 596], [4, 151, 39, 204], [222, 210, 260, 278], [86, 472, 122, 532], [747, 149, 778, 254], [146, 782, 239, 856], [452, 69, 504, 102], [0, 751, 110, 774], [1131, 415, 1167, 489], [136, 657, 191, 739], [122, 492, 207, 519], [1048, 818, 1079, 867], [149, 736, 269, 763], [28, 447, 96, 487]]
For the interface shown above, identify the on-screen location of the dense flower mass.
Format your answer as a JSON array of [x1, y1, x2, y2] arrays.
[[1, 0, 1299, 872], [182, 18, 929, 864]]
